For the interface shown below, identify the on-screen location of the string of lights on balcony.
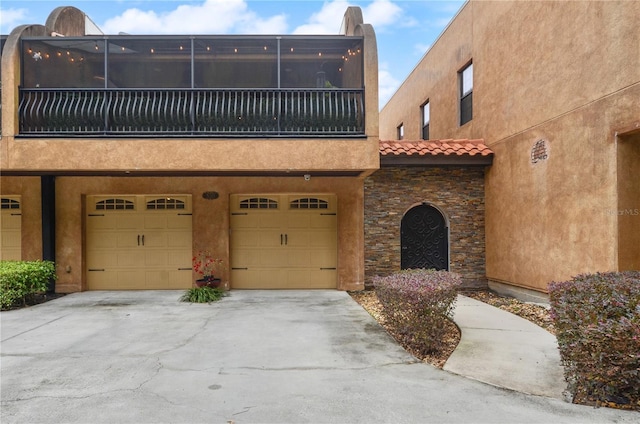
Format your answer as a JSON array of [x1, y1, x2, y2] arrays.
[[26, 40, 361, 68]]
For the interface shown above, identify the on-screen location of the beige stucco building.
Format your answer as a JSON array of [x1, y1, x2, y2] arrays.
[[380, 0, 640, 299], [3, 2, 638, 299], [1, 6, 379, 292]]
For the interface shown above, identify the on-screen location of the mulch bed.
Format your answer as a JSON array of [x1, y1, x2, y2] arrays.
[[349, 289, 555, 369], [349, 290, 459, 368]]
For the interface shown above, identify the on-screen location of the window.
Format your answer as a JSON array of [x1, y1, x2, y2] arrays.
[[421, 101, 430, 140], [290, 198, 328, 209], [1, 198, 21, 210], [397, 123, 404, 140], [289, 197, 329, 209], [239, 197, 278, 209], [459, 62, 473, 125], [146, 197, 186, 210], [95, 198, 135, 210]]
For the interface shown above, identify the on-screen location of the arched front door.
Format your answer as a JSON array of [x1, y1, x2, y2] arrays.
[[401, 203, 449, 271]]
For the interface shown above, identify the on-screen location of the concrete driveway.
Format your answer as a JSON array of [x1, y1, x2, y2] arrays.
[[1, 290, 636, 423]]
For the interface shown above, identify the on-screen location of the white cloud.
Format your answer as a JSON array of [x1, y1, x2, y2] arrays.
[[99, 0, 407, 36], [362, 0, 402, 29], [378, 62, 401, 110], [398, 15, 419, 29], [100, 0, 287, 35], [293, 0, 405, 35], [0, 8, 28, 33], [293, 0, 351, 34]]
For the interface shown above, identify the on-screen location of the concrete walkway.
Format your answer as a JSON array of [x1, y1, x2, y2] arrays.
[[1, 290, 636, 423], [445, 295, 566, 399]]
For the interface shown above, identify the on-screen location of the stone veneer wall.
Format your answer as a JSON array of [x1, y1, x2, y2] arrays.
[[364, 166, 488, 289]]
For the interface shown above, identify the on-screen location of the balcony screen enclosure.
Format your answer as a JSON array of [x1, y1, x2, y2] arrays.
[[19, 35, 365, 136]]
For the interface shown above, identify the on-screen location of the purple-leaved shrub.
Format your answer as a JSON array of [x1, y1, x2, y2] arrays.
[[373, 269, 461, 355], [549, 271, 640, 408]]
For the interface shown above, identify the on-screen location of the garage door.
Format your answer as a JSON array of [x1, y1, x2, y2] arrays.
[[230, 194, 337, 289], [1, 196, 22, 260], [86, 195, 192, 290]]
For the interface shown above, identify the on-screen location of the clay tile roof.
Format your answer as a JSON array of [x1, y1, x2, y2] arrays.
[[379, 139, 493, 157], [379, 139, 493, 166]]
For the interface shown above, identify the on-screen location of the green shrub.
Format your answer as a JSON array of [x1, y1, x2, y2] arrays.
[[180, 286, 227, 303], [549, 271, 640, 407], [373, 269, 461, 354], [0, 260, 57, 310]]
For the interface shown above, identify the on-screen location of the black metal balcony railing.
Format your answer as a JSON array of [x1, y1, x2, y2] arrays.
[[18, 88, 365, 137]]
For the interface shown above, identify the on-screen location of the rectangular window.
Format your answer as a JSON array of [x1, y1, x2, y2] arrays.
[[397, 123, 404, 140], [459, 62, 473, 125], [421, 101, 430, 140]]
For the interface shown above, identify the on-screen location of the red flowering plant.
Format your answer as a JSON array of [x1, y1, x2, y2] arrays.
[[192, 250, 225, 282]]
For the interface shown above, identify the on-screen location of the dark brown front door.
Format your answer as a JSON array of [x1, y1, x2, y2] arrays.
[[401, 203, 448, 271]]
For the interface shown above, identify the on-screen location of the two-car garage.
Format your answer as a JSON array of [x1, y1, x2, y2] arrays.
[[85, 193, 337, 290]]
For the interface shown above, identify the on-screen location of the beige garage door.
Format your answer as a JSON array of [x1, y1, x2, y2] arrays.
[[230, 194, 337, 289], [86, 195, 192, 290], [1, 196, 22, 261]]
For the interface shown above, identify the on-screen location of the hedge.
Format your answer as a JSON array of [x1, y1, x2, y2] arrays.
[[0, 260, 57, 310], [373, 268, 461, 355], [549, 271, 640, 407]]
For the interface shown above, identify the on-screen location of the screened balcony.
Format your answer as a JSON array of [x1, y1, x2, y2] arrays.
[[18, 35, 365, 137]]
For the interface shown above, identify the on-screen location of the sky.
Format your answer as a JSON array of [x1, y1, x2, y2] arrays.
[[0, 0, 466, 108]]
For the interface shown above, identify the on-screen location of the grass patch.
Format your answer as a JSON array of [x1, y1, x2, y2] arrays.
[[180, 286, 227, 303]]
